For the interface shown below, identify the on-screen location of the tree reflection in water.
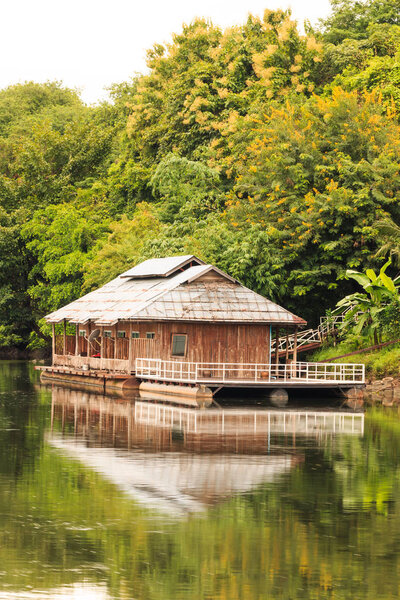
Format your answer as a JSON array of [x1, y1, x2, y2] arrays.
[[1, 364, 400, 600]]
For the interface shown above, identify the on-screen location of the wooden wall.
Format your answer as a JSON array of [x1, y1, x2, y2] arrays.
[[123, 321, 271, 367], [54, 320, 271, 371]]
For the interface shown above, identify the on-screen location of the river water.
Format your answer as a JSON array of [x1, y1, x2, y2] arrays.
[[0, 361, 399, 599]]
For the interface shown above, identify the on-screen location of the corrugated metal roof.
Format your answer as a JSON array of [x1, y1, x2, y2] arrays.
[[119, 255, 204, 278], [133, 283, 304, 324], [45, 257, 306, 326]]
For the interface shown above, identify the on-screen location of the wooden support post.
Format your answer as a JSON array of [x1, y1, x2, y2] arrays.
[[100, 326, 104, 363], [87, 320, 91, 356], [275, 327, 280, 375], [63, 319, 67, 356], [75, 324, 79, 356], [293, 326, 298, 377], [52, 323, 55, 362], [129, 322, 133, 372], [114, 323, 117, 360], [285, 327, 289, 364]]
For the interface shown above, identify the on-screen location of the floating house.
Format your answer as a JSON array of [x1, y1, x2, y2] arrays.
[[39, 255, 365, 403]]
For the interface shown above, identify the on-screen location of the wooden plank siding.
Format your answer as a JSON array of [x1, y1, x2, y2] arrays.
[[105, 321, 271, 370], [53, 320, 271, 375], [55, 335, 76, 356]]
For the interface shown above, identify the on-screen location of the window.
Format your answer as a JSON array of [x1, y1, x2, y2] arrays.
[[131, 331, 140, 339], [146, 332, 155, 339], [104, 330, 112, 338], [172, 334, 187, 357], [117, 331, 126, 338], [79, 330, 86, 337]]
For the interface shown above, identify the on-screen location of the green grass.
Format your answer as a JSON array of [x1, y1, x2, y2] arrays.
[[310, 342, 400, 379]]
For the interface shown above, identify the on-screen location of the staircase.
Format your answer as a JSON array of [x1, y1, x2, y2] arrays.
[[271, 314, 346, 356]]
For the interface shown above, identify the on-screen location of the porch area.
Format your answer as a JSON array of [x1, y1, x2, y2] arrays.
[[52, 330, 155, 374], [135, 358, 365, 388]]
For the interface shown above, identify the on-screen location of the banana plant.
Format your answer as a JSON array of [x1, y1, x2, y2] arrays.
[[336, 260, 400, 344]]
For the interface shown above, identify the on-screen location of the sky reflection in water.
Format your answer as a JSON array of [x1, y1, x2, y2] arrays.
[[0, 361, 398, 600]]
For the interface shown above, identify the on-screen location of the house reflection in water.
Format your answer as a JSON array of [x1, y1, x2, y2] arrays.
[[48, 387, 364, 516]]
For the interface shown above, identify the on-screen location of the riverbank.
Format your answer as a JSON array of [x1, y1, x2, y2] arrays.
[[0, 347, 49, 360], [362, 377, 400, 405], [311, 341, 400, 380], [310, 341, 400, 404]]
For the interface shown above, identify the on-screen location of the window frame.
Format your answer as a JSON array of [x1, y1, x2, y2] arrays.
[[171, 333, 187, 357], [131, 331, 140, 339], [146, 332, 155, 340], [79, 330, 86, 337], [103, 330, 112, 338], [117, 331, 126, 338]]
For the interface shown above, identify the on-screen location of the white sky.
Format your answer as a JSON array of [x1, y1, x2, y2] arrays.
[[1, 0, 332, 105]]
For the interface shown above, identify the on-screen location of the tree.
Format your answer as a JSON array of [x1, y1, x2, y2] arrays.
[[375, 218, 400, 265], [150, 154, 225, 222], [124, 11, 325, 172], [83, 203, 161, 291], [337, 260, 400, 342], [222, 87, 400, 318], [21, 204, 110, 342], [319, 0, 400, 45], [0, 209, 33, 347]]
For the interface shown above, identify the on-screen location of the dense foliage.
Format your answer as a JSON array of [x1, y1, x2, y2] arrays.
[[336, 261, 400, 341], [2, 0, 400, 349]]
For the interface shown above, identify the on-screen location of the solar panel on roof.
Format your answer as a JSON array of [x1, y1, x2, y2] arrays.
[[119, 255, 204, 279]]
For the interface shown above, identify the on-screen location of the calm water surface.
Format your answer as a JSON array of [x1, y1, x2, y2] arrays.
[[0, 361, 399, 599]]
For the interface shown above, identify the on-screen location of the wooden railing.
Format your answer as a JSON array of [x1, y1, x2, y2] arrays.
[[135, 402, 365, 436], [135, 358, 365, 385], [271, 309, 358, 355], [54, 335, 129, 359], [271, 327, 323, 354]]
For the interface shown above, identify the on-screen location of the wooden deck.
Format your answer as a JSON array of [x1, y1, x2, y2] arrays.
[[37, 355, 365, 393], [135, 358, 365, 388], [39, 365, 130, 379]]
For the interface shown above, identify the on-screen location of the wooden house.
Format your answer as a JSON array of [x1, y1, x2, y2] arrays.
[[39, 255, 364, 397]]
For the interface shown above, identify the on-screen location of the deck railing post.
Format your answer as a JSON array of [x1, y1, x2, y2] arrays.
[[63, 319, 67, 356], [52, 323, 56, 360], [195, 363, 198, 383], [285, 328, 289, 365], [292, 326, 298, 377], [129, 323, 133, 371], [100, 327, 104, 368]]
